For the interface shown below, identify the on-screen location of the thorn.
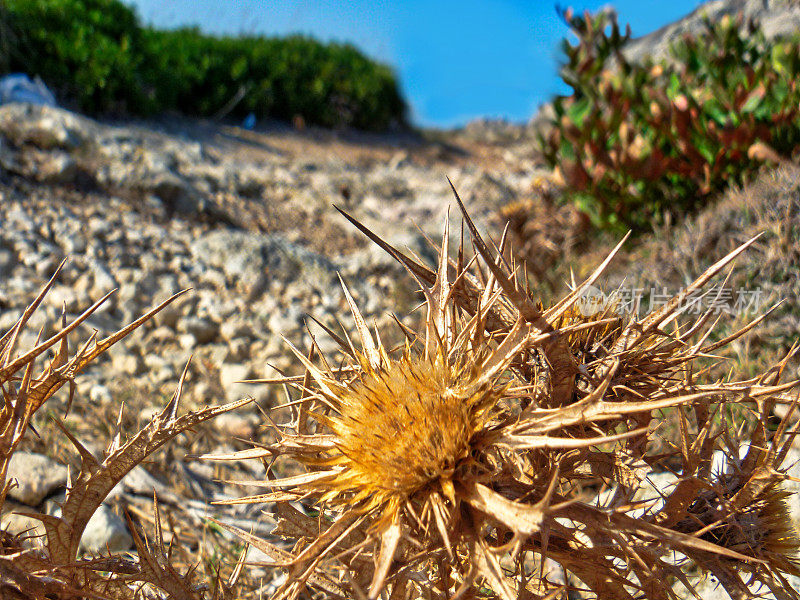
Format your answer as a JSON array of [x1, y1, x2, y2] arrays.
[[64, 379, 77, 418], [50, 417, 100, 469], [162, 357, 192, 422], [108, 401, 125, 456]]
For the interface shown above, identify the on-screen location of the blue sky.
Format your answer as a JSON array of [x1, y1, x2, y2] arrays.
[[125, 1, 705, 127]]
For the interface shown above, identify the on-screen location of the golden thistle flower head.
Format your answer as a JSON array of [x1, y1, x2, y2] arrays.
[[283, 222, 517, 542], [318, 348, 497, 523]]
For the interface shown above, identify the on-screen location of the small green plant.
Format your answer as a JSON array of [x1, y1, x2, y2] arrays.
[[541, 8, 800, 232]]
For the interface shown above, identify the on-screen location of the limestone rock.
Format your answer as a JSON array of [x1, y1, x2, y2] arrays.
[[7, 452, 67, 506], [78, 505, 133, 554], [624, 0, 800, 64], [0, 104, 90, 150]]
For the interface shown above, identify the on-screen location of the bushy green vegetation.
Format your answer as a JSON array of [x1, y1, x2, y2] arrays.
[[541, 8, 800, 232], [0, 0, 406, 130]]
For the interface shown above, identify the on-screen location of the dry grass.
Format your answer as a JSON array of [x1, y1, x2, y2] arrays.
[[498, 174, 592, 300], [596, 163, 800, 380]]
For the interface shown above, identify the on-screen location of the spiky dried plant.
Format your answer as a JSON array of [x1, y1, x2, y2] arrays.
[[211, 185, 800, 600], [0, 261, 248, 600]]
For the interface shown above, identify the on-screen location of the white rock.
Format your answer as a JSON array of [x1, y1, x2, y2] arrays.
[[79, 504, 132, 554], [268, 305, 303, 335], [47, 284, 83, 313], [139, 406, 162, 423], [89, 384, 113, 405], [220, 318, 255, 341], [219, 363, 251, 390], [89, 260, 118, 295], [215, 412, 259, 438], [0, 501, 47, 541], [219, 363, 269, 403], [111, 351, 144, 376], [192, 381, 214, 404], [7, 452, 67, 506], [178, 333, 197, 350]]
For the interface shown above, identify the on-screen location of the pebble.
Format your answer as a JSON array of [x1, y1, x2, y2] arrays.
[[219, 363, 251, 390], [7, 452, 67, 506], [268, 304, 304, 335], [214, 412, 260, 438], [220, 318, 256, 341], [0, 501, 47, 540], [176, 315, 219, 344], [219, 363, 271, 404], [139, 406, 162, 423], [47, 284, 83, 312], [178, 332, 197, 349], [79, 504, 133, 554], [111, 351, 144, 376], [89, 384, 113, 405]]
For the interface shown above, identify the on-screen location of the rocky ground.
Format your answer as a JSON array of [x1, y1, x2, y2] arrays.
[[1, 98, 799, 598], [0, 103, 549, 404], [0, 103, 552, 593]]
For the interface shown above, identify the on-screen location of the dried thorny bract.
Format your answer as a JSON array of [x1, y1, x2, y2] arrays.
[[0, 261, 248, 600], [213, 186, 800, 600]]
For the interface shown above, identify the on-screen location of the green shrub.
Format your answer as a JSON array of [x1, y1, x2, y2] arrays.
[[139, 30, 406, 130], [0, 0, 406, 130], [541, 8, 800, 233], [2, 0, 148, 114]]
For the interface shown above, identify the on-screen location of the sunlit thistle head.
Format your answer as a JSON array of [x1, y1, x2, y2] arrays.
[[314, 349, 497, 525]]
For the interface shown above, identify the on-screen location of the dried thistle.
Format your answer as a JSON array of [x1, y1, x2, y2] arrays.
[[0, 262, 247, 600], [213, 185, 800, 600]]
